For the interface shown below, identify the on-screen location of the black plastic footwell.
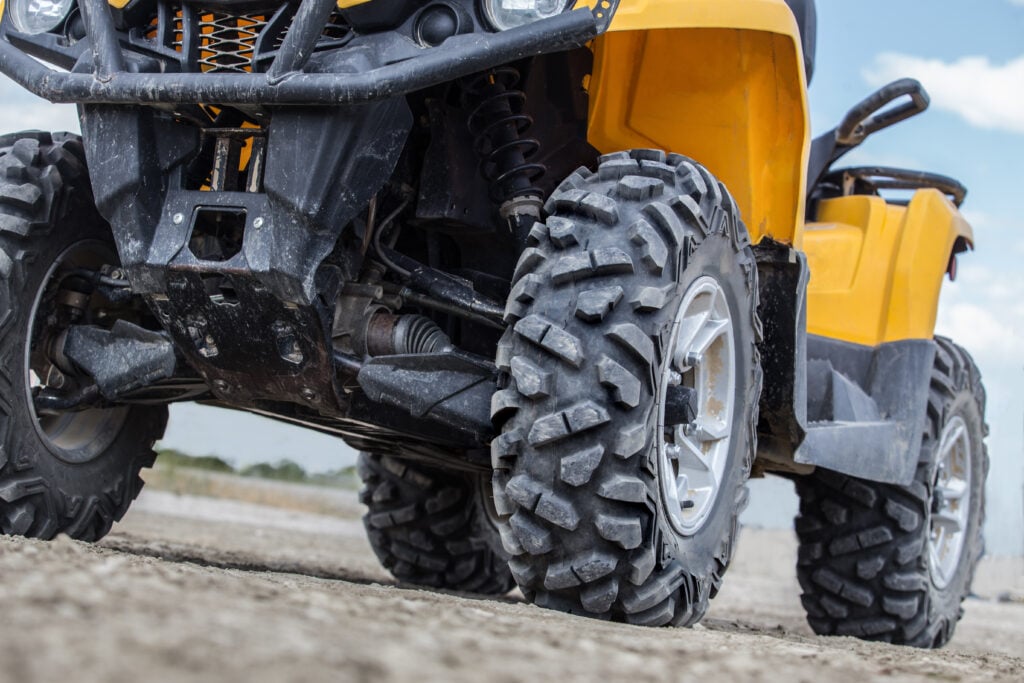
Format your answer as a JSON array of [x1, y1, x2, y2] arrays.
[[795, 336, 936, 485]]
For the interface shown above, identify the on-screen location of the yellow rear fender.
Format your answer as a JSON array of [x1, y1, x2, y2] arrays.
[[804, 191, 974, 346], [587, 0, 810, 247]]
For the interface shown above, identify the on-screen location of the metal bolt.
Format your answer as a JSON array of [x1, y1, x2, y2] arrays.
[[172, 212, 185, 225], [683, 351, 703, 368], [300, 388, 317, 402], [668, 370, 683, 386], [213, 379, 229, 393], [683, 423, 716, 443], [253, 217, 264, 229]]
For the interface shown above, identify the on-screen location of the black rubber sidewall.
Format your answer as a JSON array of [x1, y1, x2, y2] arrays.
[[924, 387, 986, 639]]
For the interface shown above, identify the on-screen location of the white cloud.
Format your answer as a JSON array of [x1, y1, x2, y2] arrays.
[[937, 266, 1024, 361], [863, 53, 1024, 134], [937, 301, 1018, 356]]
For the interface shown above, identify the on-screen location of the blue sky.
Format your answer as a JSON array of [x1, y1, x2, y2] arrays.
[[806, 0, 1024, 556], [0, 0, 1021, 553]]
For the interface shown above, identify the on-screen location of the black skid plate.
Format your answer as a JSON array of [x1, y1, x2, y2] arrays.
[[148, 271, 340, 414]]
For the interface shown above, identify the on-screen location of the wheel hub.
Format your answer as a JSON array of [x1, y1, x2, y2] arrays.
[[656, 276, 736, 536], [929, 415, 972, 589], [24, 241, 130, 464]]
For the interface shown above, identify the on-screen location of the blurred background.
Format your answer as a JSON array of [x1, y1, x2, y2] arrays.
[[1, 0, 1020, 555]]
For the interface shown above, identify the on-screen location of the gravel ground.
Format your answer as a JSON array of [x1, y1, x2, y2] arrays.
[[0, 484, 1020, 683]]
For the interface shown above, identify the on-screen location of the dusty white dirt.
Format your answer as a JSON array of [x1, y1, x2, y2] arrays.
[[0, 485, 1021, 683]]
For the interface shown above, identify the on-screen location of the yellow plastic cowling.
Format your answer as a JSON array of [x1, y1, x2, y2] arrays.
[[586, 0, 810, 248], [803, 190, 974, 346]]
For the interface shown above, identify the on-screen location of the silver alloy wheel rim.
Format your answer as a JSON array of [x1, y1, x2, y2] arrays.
[[929, 414, 972, 590], [657, 276, 736, 536], [24, 241, 129, 464]]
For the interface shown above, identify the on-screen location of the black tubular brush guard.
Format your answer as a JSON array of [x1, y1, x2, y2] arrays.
[[0, 0, 603, 105]]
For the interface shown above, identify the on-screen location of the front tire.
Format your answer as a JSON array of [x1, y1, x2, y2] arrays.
[[794, 338, 987, 647], [0, 132, 167, 542], [492, 150, 761, 625]]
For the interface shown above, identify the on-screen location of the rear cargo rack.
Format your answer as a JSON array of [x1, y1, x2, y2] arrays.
[[822, 166, 967, 207]]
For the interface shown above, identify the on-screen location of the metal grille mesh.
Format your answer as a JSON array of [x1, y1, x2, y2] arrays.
[[145, 5, 352, 74], [197, 11, 270, 73]]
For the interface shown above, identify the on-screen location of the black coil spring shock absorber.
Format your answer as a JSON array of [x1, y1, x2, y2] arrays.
[[463, 66, 546, 238]]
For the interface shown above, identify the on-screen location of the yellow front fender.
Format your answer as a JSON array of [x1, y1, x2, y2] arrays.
[[587, 0, 810, 248]]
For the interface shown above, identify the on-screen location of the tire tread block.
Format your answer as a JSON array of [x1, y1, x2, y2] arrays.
[[358, 453, 514, 595]]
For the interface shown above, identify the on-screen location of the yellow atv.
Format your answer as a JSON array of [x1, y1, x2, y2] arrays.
[[0, 0, 986, 647]]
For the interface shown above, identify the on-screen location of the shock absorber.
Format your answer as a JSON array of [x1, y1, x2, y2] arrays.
[[463, 66, 546, 242]]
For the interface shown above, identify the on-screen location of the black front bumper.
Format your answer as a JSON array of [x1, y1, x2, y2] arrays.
[[0, 0, 599, 105]]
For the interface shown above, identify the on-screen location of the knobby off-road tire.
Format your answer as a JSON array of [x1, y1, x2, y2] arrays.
[[491, 150, 761, 625], [795, 338, 987, 647], [0, 131, 167, 542], [358, 452, 514, 594]]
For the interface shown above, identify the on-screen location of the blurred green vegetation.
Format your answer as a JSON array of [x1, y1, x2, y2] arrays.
[[155, 449, 234, 473], [154, 448, 358, 488]]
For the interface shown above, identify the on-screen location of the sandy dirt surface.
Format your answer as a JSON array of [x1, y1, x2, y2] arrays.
[[0, 483, 1021, 683]]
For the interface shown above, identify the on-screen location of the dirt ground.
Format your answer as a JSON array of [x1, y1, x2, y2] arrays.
[[0, 479, 1021, 683]]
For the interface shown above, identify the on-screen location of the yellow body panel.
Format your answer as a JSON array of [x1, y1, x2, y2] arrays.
[[62, 0, 968, 348], [587, 0, 810, 247], [804, 191, 973, 346]]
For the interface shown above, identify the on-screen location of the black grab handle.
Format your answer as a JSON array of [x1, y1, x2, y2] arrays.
[[835, 78, 930, 146]]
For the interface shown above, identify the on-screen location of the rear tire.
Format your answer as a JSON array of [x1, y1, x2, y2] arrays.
[[358, 452, 514, 594], [794, 337, 987, 647], [0, 132, 167, 542]]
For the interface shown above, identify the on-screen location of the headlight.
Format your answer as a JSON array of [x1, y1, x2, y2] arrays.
[[482, 0, 573, 31], [8, 0, 73, 35]]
